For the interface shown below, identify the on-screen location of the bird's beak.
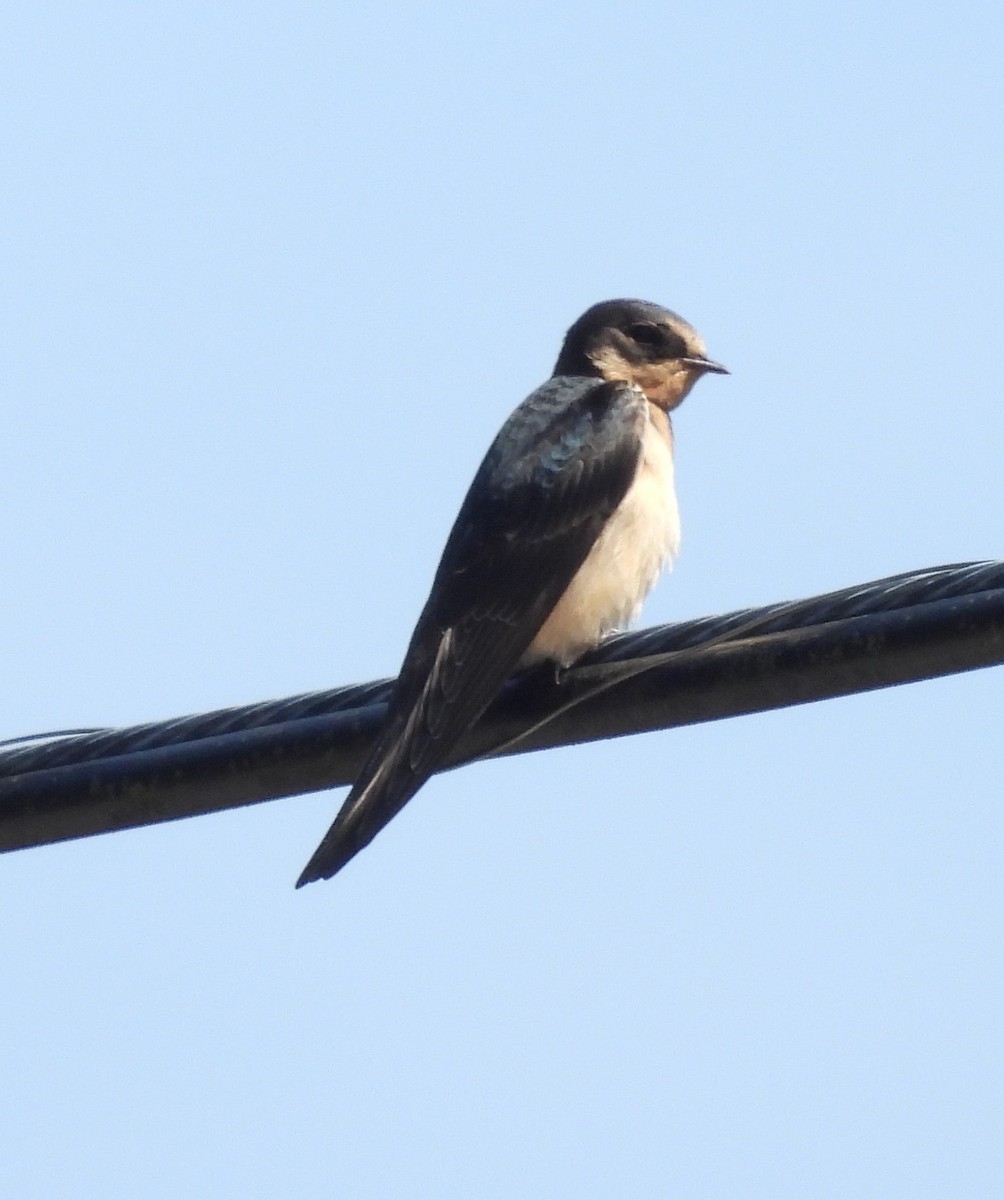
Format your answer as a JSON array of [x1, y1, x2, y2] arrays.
[[682, 356, 729, 376]]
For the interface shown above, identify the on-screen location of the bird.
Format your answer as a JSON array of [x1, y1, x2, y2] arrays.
[[296, 299, 727, 886]]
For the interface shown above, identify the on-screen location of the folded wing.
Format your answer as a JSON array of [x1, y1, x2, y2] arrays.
[[296, 377, 647, 885]]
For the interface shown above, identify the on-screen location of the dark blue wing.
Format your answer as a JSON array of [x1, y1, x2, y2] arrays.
[[296, 377, 646, 885]]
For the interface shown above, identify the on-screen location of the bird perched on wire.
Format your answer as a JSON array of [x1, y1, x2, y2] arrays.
[[297, 299, 727, 886]]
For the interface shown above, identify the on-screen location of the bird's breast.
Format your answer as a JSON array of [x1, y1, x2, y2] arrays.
[[526, 405, 680, 667]]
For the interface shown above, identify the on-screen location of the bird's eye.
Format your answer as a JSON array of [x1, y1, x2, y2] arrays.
[[628, 322, 664, 348]]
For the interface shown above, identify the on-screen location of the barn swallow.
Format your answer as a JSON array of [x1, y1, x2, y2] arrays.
[[296, 299, 727, 886]]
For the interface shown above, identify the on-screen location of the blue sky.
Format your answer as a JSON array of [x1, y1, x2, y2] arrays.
[[2, 3, 1003, 1196]]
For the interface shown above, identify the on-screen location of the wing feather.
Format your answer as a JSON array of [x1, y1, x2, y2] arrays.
[[296, 377, 646, 884]]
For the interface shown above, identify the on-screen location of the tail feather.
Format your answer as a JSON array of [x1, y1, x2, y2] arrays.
[[295, 748, 425, 887]]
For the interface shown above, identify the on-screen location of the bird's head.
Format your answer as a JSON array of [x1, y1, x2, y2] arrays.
[[552, 298, 728, 411]]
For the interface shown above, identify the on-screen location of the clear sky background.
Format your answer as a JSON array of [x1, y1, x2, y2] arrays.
[[2, 4, 1002, 1196]]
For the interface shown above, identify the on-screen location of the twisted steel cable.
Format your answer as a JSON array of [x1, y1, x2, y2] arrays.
[[1, 559, 1002, 854]]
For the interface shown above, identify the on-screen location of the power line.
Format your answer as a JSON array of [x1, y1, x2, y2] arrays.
[[1, 560, 1002, 855]]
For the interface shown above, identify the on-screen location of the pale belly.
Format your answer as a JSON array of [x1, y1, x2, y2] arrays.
[[525, 412, 680, 667]]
